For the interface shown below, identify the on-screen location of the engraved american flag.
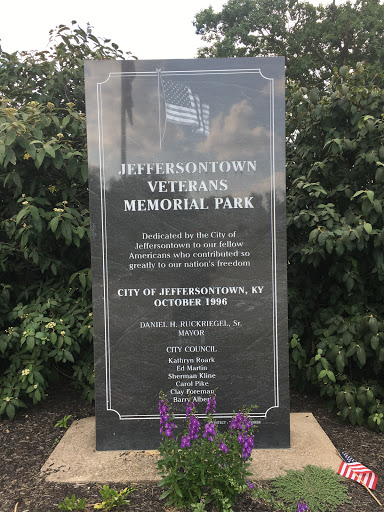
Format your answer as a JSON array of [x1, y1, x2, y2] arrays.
[[162, 80, 209, 135]]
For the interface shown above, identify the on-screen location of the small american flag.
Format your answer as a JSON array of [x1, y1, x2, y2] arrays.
[[162, 80, 209, 135], [338, 451, 378, 490]]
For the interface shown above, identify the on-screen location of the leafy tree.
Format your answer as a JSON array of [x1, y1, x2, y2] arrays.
[[287, 64, 384, 431], [194, 0, 384, 86], [0, 21, 131, 109], [0, 23, 132, 419]]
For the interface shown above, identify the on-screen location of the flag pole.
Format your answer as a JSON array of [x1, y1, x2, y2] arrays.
[[336, 451, 382, 507]]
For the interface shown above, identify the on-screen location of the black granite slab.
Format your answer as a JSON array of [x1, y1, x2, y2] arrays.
[[84, 57, 289, 450]]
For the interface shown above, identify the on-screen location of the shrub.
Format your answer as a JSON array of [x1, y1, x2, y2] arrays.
[[0, 23, 132, 418], [287, 64, 384, 430]]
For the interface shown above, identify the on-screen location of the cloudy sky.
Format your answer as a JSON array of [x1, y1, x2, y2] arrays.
[[1, 0, 329, 60]]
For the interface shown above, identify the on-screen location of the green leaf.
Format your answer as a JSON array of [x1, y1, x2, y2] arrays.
[[309, 88, 319, 104], [336, 353, 345, 373], [54, 149, 64, 168], [35, 149, 45, 169], [16, 208, 28, 225], [30, 205, 42, 232], [309, 229, 318, 243], [367, 389, 375, 402], [346, 277, 354, 292], [79, 273, 86, 289], [61, 221, 72, 243], [43, 143, 55, 158], [27, 143, 36, 159], [6, 403, 15, 420], [369, 316, 378, 334], [173, 482, 183, 498], [81, 163, 88, 183], [356, 345, 366, 366], [336, 392, 345, 407], [0, 339, 8, 353], [341, 406, 350, 420], [357, 393, 367, 408], [345, 392, 354, 407], [362, 199, 372, 217], [376, 167, 384, 183], [355, 407, 364, 426], [50, 216, 59, 233], [5, 148, 16, 166], [77, 225, 85, 239], [27, 337, 35, 350], [349, 409, 357, 425], [364, 222, 372, 234], [345, 342, 357, 357], [159, 489, 172, 500], [64, 350, 74, 363], [335, 240, 344, 256], [62, 115, 71, 128], [366, 190, 374, 203], [351, 190, 365, 199], [12, 171, 22, 189], [373, 200, 382, 213], [0, 141, 5, 164], [371, 336, 379, 350]]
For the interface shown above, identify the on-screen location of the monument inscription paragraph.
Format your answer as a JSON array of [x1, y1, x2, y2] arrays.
[[85, 57, 289, 450]]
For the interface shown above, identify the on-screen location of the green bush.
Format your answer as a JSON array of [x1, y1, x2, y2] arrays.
[[0, 23, 132, 418], [287, 64, 384, 431]]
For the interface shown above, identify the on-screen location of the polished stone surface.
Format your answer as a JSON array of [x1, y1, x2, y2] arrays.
[[85, 57, 289, 450]]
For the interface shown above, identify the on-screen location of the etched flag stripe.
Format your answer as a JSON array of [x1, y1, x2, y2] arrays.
[[193, 95, 210, 135], [165, 104, 199, 124]]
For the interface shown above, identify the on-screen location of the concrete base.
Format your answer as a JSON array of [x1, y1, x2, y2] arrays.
[[41, 413, 340, 483]]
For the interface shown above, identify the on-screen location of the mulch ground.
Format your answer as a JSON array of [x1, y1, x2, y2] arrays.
[[0, 384, 383, 512]]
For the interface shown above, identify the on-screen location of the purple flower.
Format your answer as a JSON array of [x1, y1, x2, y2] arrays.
[[229, 412, 252, 432], [180, 414, 200, 449], [245, 479, 254, 490], [297, 500, 308, 512], [237, 432, 254, 459], [205, 395, 216, 415], [219, 442, 228, 453], [203, 421, 217, 441], [185, 399, 195, 419], [229, 411, 254, 459], [189, 415, 200, 440], [181, 435, 191, 448], [158, 395, 175, 438]]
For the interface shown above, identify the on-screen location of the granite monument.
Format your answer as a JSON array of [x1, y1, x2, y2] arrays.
[[84, 57, 289, 450]]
